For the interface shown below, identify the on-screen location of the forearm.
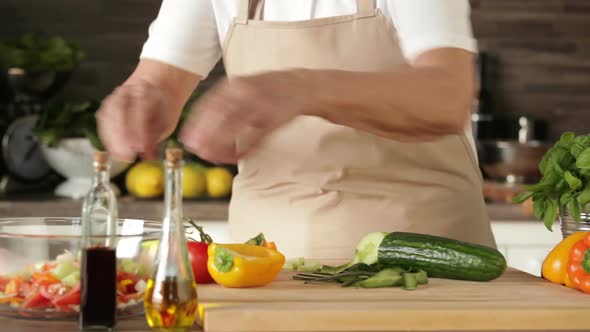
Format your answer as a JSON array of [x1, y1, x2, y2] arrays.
[[125, 58, 202, 115], [304, 50, 475, 141]]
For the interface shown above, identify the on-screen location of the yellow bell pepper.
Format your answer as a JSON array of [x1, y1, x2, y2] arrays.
[[542, 232, 588, 285], [207, 243, 285, 288]]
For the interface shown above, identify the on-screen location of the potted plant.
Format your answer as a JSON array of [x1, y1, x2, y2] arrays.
[[32, 100, 129, 199], [0, 33, 85, 101], [513, 132, 590, 238]]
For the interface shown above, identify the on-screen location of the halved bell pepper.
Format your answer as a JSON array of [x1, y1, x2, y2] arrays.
[[542, 232, 588, 285], [567, 232, 590, 294], [207, 243, 285, 288]]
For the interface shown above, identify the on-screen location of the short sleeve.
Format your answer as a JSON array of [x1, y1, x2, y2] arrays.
[[385, 0, 478, 61], [140, 0, 222, 78]]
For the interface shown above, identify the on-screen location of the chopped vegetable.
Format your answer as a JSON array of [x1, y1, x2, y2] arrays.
[[0, 250, 150, 314], [61, 272, 80, 288], [283, 258, 323, 272], [51, 260, 77, 281], [402, 273, 418, 290], [356, 269, 403, 288]]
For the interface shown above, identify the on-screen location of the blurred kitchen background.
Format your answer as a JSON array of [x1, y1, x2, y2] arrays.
[[0, 0, 588, 275]]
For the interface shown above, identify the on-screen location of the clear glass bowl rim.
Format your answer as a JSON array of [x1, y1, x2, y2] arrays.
[[0, 217, 169, 240]]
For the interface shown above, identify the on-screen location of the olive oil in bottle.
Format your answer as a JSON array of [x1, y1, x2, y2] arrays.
[[80, 151, 118, 331], [145, 149, 198, 331]]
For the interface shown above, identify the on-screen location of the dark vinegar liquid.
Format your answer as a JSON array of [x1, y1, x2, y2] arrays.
[[80, 246, 117, 330]]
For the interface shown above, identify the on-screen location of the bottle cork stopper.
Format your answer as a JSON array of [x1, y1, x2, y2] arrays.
[[165, 148, 183, 166], [93, 151, 109, 164], [93, 151, 109, 170]]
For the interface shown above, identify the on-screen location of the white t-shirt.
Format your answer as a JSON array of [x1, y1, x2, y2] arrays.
[[140, 0, 478, 78]]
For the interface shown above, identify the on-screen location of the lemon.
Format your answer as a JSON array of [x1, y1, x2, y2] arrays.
[[125, 161, 165, 198], [206, 167, 234, 198], [182, 163, 207, 198]]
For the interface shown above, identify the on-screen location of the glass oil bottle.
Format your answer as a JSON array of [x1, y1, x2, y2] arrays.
[[145, 148, 198, 331], [80, 151, 118, 331]]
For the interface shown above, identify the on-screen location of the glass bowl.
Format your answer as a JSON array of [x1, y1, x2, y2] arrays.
[[0, 217, 162, 320]]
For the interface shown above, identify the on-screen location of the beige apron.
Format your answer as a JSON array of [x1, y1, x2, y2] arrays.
[[222, 0, 496, 260]]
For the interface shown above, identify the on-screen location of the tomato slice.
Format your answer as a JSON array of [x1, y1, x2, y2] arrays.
[[22, 287, 52, 309], [53, 283, 80, 306]]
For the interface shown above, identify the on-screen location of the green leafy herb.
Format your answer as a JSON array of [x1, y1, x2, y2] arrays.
[[513, 132, 590, 230], [32, 100, 104, 149], [0, 33, 85, 71]]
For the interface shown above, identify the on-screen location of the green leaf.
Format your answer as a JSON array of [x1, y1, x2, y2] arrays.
[[570, 196, 582, 223], [543, 199, 558, 231], [577, 183, 590, 207], [564, 171, 582, 190], [560, 192, 572, 206], [512, 191, 533, 204], [533, 197, 547, 220], [576, 148, 590, 169], [560, 132, 576, 146]]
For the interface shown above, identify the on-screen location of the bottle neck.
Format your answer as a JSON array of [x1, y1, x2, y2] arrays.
[[92, 166, 110, 186], [163, 164, 183, 229]]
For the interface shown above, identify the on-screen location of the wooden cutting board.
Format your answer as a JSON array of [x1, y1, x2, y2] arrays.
[[196, 268, 590, 332]]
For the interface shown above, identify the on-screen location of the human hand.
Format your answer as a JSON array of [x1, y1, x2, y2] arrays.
[[179, 70, 312, 164], [96, 79, 182, 162]]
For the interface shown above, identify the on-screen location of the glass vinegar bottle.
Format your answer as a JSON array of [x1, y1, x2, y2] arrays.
[[80, 151, 118, 331], [145, 148, 199, 331]]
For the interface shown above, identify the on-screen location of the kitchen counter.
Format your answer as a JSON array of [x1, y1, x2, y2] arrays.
[[0, 195, 229, 221], [0, 195, 534, 223], [2, 268, 589, 332]]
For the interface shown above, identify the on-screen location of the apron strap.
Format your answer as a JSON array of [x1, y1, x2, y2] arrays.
[[356, 0, 376, 18], [236, 0, 265, 23]]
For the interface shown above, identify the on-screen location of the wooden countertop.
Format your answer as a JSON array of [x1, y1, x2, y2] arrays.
[[2, 268, 588, 332], [0, 195, 534, 223]]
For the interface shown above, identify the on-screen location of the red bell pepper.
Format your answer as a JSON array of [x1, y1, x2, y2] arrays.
[[567, 232, 590, 294]]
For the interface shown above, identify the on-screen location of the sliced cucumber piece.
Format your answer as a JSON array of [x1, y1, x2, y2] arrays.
[[402, 273, 418, 290], [356, 268, 403, 288], [51, 261, 77, 280], [62, 271, 80, 287], [416, 270, 428, 285]]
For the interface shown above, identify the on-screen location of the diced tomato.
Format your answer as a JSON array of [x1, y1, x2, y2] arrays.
[[265, 241, 277, 250], [19, 281, 32, 298], [0, 276, 8, 292], [53, 283, 80, 306], [22, 287, 52, 309], [39, 283, 67, 301]]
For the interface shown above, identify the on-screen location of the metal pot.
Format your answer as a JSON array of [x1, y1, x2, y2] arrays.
[[559, 208, 590, 239], [476, 140, 551, 184]]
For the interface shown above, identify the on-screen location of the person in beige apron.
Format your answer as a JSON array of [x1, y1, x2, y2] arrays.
[[97, 0, 495, 260]]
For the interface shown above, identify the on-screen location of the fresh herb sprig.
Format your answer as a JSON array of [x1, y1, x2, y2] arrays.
[[513, 132, 590, 230]]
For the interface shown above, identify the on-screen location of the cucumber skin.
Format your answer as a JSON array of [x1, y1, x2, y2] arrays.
[[378, 232, 507, 281]]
